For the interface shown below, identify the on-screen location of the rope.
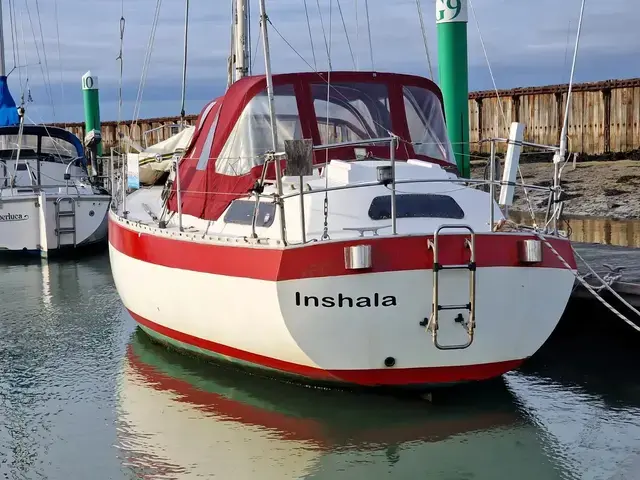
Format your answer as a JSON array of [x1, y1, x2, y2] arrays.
[[572, 247, 640, 320], [533, 232, 640, 333]]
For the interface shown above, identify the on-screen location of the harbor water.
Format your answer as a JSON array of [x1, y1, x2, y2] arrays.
[[1, 246, 640, 480]]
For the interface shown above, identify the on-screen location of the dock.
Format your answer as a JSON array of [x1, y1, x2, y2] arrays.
[[570, 243, 640, 310]]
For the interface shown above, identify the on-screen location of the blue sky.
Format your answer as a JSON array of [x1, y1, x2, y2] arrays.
[[3, 0, 639, 124]]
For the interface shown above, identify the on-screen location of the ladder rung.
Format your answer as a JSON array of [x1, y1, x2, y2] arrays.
[[434, 262, 476, 272], [437, 303, 472, 311], [58, 211, 75, 217], [58, 228, 76, 234]]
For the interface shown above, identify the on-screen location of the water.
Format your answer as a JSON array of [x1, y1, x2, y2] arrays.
[[1, 252, 640, 480]]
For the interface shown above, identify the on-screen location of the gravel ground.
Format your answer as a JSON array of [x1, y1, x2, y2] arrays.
[[470, 159, 640, 220]]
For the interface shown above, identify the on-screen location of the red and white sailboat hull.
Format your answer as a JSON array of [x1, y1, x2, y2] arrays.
[[109, 213, 577, 389]]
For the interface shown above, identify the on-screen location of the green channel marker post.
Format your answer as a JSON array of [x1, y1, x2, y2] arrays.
[[81, 71, 102, 179], [436, 0, 470, 178]]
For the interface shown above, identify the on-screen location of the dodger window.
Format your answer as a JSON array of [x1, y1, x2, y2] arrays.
[[216, 84, 303, 176], [311, 82, 392, 146], [402, 86, 455, 164], [223, 200, 276, 227], [368, 193, 464, 220]]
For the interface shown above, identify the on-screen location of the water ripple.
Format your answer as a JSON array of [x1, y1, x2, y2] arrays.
[[1, 253, 640, 479]]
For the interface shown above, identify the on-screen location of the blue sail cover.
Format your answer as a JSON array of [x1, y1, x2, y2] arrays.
[[0, 76, 18, 126]]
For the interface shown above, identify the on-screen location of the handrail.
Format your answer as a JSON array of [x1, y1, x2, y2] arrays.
[[165, 133, 567, 245], [277, 176, 555, 201], [312, 136, 397, 151], [480, 137, 560, 152]]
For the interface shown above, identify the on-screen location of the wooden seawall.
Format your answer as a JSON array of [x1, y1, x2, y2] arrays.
[[53, 77, 640, 157]]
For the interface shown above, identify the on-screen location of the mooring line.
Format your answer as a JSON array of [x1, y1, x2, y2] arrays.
[[533, 232, 640, 333]]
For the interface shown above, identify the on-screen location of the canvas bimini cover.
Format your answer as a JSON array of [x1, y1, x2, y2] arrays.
[[167, 71, 456, 221]]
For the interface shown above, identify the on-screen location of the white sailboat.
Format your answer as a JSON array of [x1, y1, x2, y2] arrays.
[[108, 0, 580, 390], [0, 1, 111, 257]]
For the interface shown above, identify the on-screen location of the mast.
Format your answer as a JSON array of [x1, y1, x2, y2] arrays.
[[234, 0, 249, 81], [258, 0, 286, 244]]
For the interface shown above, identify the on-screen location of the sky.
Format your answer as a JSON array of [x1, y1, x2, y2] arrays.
[[2, 0, 639, 124]]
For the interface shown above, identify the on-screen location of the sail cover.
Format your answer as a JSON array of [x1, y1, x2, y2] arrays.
[[0, 76, 18, 126], [167, 71, 456, 221]]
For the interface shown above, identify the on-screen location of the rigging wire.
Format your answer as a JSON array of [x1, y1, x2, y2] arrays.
[[132, 0, 163, 126], [415, 0, 433, 79], [23, 0, 53, 119], [354, 0, 358, 69], [246, 0, 251, 75], [7, 0, 24, 98], [315, 0, 330, 68], [18, 7, 31, 104], [180, 0, 190, 122], [363, 0, 373, 69], [117, 5, 125, 150], [53, 0, 65, 126], [34, 0, 55, 120], [468, 0, 536, 224], [303, 0, 317, 70], [336, 0, 355, 69]]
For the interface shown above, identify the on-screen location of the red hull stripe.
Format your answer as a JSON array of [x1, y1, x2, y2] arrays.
[[129, 310, 525, 387], [109, 217, 577, 281]]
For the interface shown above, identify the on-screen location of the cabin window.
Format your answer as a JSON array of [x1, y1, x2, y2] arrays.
[[223, 200, 276, 227], [368, 193, 464, 220], [311, 83, 392, 145], [402, 86, 455, 164], [216, 84, 303, 176]]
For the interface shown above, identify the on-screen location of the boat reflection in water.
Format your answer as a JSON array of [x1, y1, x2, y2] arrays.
[[115, 329, 571, 479]]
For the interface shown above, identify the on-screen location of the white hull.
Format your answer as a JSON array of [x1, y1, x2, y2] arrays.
[[0, 193, 109, 254], [109, 212, 576, 388]]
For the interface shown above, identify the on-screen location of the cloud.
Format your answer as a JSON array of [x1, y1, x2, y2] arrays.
[[3, 0, 639, 123]]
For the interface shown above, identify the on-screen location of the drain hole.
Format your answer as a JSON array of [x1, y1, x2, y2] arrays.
[[384, 357, 396, 368]]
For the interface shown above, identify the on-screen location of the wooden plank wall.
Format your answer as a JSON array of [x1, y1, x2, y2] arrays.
[[52, 78, 640, 157], [469, 78, 640, 155]]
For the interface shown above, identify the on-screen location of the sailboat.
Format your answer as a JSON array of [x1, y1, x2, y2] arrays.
[[0, 2, 111, 257], [108, 0, 578, 389]]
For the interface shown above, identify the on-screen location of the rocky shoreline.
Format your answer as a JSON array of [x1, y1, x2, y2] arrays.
[[470, 159, 640, 220]]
